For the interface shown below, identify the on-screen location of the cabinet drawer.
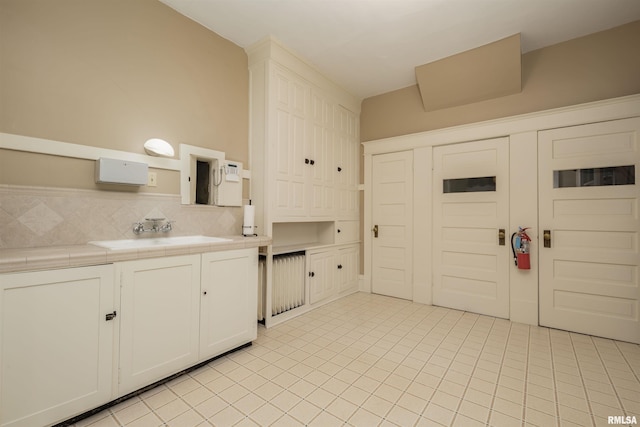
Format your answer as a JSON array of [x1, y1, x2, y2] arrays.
[[335, 221, 358, 244]]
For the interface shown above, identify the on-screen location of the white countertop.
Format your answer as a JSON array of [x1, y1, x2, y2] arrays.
[[0, 235, 272, 274]]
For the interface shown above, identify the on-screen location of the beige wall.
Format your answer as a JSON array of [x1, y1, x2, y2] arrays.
[[361, 20, 640, 142], [0, 0, 248, 194]]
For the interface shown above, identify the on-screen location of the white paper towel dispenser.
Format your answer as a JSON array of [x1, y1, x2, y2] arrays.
[[95, 158, 148, 185]]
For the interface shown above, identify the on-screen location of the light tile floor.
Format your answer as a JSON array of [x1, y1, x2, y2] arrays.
[[73, 293, 639, 427]]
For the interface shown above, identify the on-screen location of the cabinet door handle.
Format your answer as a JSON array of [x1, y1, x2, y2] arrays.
[[203, 291, 207, 296], [337, 264, 343, 269], [498, 229, 506, 246], [372, 225, 379, 238], [308, 271, 315, 277], [105, 311, 117, 321], [337, 229, 341, 233], [310, 159, 315, 165], [337, 167, 342, 172], [305, 158, 310, 164]]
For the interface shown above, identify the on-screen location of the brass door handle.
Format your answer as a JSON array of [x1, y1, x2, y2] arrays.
[[498, 229, 505, 246], [544, 230, 551, 248], [372, 225, 379, 238]]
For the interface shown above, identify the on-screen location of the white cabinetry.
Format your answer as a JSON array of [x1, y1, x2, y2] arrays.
[[338, 245, 360, 294], [273, 65, 309, 219], [334, 106, 359, 220], [118, 255, 201, 395], [0, 247, 260, 426], [309, 89, 336, 218], [248, 38, 361, 327], [249, 38, 360, 225], [308, 250, 336, 304], [308, 244, 359, 306], [269, 66, 357, 221], [0, 265, 115, 427], [200, 248, 258, 360], [118, 249, 259, 395]]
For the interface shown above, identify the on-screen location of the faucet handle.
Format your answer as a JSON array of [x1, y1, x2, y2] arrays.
[[133, 222, 145, 235]]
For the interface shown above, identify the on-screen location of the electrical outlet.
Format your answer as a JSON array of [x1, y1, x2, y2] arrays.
[[148, 172, 157, 187]]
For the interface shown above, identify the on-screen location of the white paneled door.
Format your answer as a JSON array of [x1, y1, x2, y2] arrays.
[[432, 138, 510, 318], [371, 151, 413, 300], [539, 118, 640, 344]]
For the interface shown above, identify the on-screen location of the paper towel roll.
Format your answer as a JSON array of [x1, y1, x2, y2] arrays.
[[242, 204, 255, 236]]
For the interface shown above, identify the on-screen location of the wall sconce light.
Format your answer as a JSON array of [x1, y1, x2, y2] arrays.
[[144, 138, 175, 157]]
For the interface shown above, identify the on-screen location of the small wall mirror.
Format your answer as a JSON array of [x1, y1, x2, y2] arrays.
[[180, 144, 224, 205]]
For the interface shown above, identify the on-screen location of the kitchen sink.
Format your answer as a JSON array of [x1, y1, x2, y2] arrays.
[[88, 235, 232, 250]]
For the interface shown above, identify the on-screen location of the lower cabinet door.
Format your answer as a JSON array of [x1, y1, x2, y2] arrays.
[[308, 250, 336, 304], [0, 265, 115, 427], [200, 248, 258, 360], [118, 255, 201, 395], [338, 245, 359, 293]]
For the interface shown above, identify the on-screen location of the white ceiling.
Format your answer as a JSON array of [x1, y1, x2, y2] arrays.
[[160, 0, 640, 100]]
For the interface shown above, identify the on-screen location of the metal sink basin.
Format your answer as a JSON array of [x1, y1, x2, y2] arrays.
[[89, 235, 232, 250]]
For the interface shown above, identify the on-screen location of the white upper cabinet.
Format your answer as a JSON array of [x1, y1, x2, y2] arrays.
[[335, 105, 359, 219], [309, 89, 335, 218], [248, 38, 360, 227], [270, 65, 354, 220], [273, 66, 309, 218]]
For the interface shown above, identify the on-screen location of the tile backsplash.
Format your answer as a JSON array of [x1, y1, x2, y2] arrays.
[[0, 185, 244, 249]]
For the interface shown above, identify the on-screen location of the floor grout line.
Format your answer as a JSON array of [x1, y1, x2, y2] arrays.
[[69, 293, 639, 427], [568, 333, 596, 427], [591, 336, 632, 417], [521, 324, 531, 426]]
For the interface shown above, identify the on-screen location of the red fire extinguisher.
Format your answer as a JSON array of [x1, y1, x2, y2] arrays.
[[511, 227, 531, 270]]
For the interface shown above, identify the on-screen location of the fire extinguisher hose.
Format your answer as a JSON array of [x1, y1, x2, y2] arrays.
[[510, 232, 518, 266]]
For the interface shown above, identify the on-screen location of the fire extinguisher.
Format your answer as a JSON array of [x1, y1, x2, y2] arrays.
[[510, 227, 531, 270]]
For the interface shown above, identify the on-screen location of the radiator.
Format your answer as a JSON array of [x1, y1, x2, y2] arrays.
[[258, 256, 266, 321], [272, 252, 305, 316], [257, 252, 306, 320]]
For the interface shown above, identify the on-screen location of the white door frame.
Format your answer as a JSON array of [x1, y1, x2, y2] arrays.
[[363, 94, 640, 327]]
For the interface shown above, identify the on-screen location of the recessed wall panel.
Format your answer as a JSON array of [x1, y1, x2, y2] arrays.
[[443, 202, 497, 217], [441, 275, 497, 299], [442, 252, 497, 272], [554, 290, 637, 320], [554, 230, 637, 252], [442, 227, 495, 245], [554, 260, 636, 287], [554, 199, 636, 218], [552, 132, 636, 159]]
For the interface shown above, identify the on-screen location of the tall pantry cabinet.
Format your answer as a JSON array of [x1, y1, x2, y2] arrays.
[[247, 37, 361, 327]]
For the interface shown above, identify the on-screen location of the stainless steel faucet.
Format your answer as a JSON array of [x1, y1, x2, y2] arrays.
[[132, 218, 174, 235]]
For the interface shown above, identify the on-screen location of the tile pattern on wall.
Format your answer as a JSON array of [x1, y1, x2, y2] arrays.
[[72, 293, 639, 427], [0, 185, 243, 248]]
